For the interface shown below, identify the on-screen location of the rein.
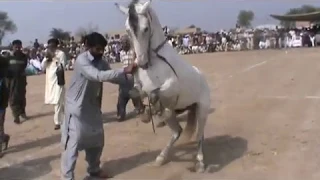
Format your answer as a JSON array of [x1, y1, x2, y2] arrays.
[[152, 40, 178, 77], [143, 11, 178, 77]]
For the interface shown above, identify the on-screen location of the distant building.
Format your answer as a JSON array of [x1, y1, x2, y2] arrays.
[[174, 27, 201, 35], [270, 11, 320, 22], [270, 11, 320, 28], [295, 21, 311, 28]]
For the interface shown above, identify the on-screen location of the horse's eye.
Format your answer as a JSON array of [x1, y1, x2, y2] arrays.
[[144, 27, 149, 33]]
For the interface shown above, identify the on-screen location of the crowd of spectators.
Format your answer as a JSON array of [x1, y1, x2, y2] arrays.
[[1, 23, 319, 76]]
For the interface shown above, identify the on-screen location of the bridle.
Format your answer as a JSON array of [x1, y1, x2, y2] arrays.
[[139, 11, 178, 77], [128, 10, 180, 133]]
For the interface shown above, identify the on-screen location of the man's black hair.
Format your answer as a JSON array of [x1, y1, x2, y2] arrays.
[[47, 38, 60, 46], [86, 32, 107, 48], [12, 40, 22, 46]]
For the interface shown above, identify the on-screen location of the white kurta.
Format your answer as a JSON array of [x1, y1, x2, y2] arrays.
[[41, 49, 67, 105]]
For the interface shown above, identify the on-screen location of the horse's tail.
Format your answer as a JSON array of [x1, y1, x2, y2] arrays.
[[184, 72, 208, 141]]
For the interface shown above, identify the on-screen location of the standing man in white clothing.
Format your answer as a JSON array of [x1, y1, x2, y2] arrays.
[[41, 38, 67, 130]]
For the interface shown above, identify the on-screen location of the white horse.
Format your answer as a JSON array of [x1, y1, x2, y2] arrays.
[[115, 0, 211, 172]]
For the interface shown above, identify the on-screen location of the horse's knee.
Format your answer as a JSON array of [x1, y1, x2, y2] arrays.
[[150, 88, 160, 105]]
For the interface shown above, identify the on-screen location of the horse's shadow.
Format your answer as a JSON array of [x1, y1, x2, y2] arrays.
[[102, 135, 247, 177]]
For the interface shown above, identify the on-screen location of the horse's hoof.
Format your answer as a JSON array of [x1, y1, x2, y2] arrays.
[[140, 110, 151, 123], [154, 156, 166, 166], [195, 162, 205, 173]]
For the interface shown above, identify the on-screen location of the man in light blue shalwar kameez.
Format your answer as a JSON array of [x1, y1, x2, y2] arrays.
[[61, 32, 136, 180]]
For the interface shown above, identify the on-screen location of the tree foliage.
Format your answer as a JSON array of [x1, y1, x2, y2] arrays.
[[188, 24, 196, 28], [0, 11, 17, 45], [74, 23, 99, 39], [237, 10, 255, 28], [281, 5, 320, 28], [49, 28, 71, 41]]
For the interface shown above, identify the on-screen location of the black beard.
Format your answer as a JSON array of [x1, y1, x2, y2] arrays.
[[93, 54, 103, 59]]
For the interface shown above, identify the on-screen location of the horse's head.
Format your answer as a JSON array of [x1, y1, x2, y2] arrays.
[[115, 0, 165, 68]]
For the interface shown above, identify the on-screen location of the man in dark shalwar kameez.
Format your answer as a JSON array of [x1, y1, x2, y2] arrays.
[[0, 55, 10, 157], [61, 32, 136, 179], [6, 40, 28, 124]]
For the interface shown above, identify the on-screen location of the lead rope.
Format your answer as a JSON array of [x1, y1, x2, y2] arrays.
[[147, 96, 156, 134], [143, 12, 178, 134], [132, 49, 155, 134]]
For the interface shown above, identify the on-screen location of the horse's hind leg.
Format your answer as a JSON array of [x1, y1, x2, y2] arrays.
[[182, 104, 197, 141], [196, 134, 205, 173], [194, 103, 209, 173], [154, 108, 182, 166]]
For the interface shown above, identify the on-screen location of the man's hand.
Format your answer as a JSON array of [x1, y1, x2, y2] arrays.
[[45, 50, 54, 61], [123, 63, 138, 74]]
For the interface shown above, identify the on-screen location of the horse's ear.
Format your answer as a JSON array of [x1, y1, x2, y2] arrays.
[[140, 0, 151, 14], [115, 3, 129, 15]]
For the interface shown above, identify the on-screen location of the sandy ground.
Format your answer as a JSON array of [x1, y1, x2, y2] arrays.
[[1, 48, 320, 180]]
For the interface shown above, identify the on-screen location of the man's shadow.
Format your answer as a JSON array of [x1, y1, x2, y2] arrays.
[[27, 111, 54, 121], [102, 110, 138, 124], [6, 134, 61, 154], [0, 154, 59, 179], [102, 135, 247, 177]]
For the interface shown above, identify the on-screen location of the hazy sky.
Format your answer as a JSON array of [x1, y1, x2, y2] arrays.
[[1, 0, 320, 45]]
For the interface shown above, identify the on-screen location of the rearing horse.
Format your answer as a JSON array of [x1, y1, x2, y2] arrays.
[[115, 0, 211, 172]]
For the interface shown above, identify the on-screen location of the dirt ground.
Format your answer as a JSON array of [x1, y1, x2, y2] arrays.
[[1, 48, 320, 180]]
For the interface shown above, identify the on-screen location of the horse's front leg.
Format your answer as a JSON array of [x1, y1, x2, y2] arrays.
[[149, 87, 160, 105], [154, 108, 182, 166], [129, 69, 144, 99], [149, 77, 179, 107]]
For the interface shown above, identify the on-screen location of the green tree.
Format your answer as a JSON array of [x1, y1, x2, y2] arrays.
[[0, 11, 17, 45], [49, 28, 71, 41], [188, 24, 196, 28], [74, 23, 99, 38], [237, 10, 255, 28], [281, 5, 320, 28]]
